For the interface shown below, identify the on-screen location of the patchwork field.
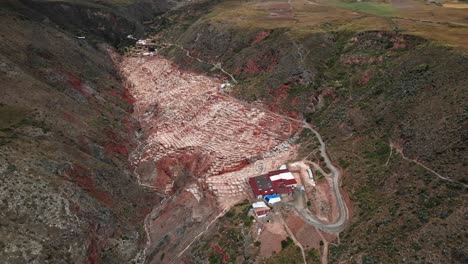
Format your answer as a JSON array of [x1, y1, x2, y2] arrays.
[[202, 0, 468, 50]]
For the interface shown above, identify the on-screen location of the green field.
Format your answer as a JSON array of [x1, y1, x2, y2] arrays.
[[326, 2, 396, 17]]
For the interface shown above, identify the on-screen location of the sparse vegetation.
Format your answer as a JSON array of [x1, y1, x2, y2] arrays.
[[0, 105, 29, 130], [190, 200, 258, 263], [326, 2, 396, 17], [266, 242, 303, 264], [306, 248, 320, 263]]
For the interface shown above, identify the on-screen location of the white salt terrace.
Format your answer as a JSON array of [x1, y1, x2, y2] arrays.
[[122, 56, 300, 204]]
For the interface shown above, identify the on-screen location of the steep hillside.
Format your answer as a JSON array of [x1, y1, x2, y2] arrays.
[[139, 1, 467, 262], [0, 1, 188, 263], [12, 0, 186, 46]]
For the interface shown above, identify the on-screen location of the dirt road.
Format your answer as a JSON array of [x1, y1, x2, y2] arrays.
[[279, 212, 307, 264], [289, 123, 348, 233]]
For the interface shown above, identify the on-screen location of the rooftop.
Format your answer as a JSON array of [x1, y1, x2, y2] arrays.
[[252, 201, 268, 208], [268, 169, 295, 181], [254, 175, 273, 190], [249, 175, 275, 197]]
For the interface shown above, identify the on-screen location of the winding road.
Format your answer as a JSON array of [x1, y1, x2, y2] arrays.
[[289, 122, 349, 233]]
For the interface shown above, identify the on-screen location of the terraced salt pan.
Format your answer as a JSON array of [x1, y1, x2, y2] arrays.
[[122, 56, 300, 203], [207, 145, 297, 209]]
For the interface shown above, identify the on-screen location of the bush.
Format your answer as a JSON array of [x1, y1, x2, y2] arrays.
[[281, 237, 294, 249], [244, 215, 254, 228], [209, 253, 222, 264], [307, 248, 320, 263], [225, 210, 235, 218]]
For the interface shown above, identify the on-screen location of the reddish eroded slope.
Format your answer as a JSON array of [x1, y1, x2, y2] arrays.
[[121, 56, 301, 198]]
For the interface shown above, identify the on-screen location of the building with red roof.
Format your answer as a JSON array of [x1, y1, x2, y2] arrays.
[[249, 175, 275, 198], [249, 168, 297, 199], [252, 201, 270, 218]]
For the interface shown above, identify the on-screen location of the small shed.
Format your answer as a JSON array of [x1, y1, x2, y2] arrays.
[[254, 207, 270, 218], [252, 201, 270, 218], [307, 168, 316, 187], [265, 194, 281, 204], [252, 201, 268, 208]]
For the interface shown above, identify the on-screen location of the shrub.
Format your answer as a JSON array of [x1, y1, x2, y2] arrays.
[[281, 237, 294, 249]]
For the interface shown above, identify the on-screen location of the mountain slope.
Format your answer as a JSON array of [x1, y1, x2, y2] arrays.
[[0, 1, 187, 262], [139, 1, 467, 262]]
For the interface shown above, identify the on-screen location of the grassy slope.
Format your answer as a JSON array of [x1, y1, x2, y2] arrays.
[[310, 39, 467, 263], [326, 2, 396, 17], [200, 0, 468, 50]]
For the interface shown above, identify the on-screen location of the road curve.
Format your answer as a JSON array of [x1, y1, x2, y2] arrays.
[[289, 122, 349, 233]]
